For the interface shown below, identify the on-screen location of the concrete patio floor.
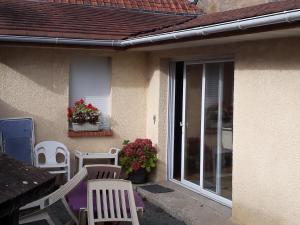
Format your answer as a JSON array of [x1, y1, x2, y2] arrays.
[[136, 181, 238, 225]]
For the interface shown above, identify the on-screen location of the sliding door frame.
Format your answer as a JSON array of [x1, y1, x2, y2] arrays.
[[167, 59, 233, 208]]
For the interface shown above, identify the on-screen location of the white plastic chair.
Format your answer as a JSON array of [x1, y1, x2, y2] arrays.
[[85, 164, 121, 180], [34, 141, 71, 181], [87, 179, 140, 225], [19, 165, 124, 225], [19, 166, 88, 225]]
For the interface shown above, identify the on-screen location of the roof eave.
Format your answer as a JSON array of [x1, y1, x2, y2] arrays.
[[0, 9, 299, 48], [121, 9, 300, 47]]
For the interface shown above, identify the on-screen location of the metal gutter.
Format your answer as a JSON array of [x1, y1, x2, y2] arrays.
[[121, 9, 300, 46], [0, 35, 122, 47], [0, 9, 299, 47]]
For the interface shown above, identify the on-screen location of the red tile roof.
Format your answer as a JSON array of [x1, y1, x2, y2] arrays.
[[144, 0, 300, 36], [0, 0, 299, 47], [41, 0, 200, 14], [0, 0, 194, 40]]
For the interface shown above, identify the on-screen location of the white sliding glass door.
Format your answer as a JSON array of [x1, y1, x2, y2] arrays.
[[174, 60, 234, 206]]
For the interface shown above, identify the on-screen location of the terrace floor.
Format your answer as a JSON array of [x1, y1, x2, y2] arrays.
[[23, 180, 237, 225], [136, 181, 237, 225]]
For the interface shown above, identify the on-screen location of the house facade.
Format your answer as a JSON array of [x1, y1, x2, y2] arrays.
[[0, 0, 300, 225]]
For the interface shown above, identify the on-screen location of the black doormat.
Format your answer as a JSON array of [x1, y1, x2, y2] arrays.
[[139, 184, 174, 193]]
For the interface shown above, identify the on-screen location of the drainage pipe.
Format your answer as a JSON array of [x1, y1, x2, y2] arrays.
[[0, 35, 122, 47]]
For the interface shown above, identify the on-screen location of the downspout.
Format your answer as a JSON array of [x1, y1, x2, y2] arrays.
[[121, 9, 300, 47]]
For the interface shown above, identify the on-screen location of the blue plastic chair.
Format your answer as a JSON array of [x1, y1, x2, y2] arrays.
[[0, 118, 34, 165]]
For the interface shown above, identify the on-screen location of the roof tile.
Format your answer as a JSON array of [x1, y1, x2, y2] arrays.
[[39, 0, 200, 14], [143, 0, 300, 36], [0, 0, 194, 40], [0, 0, 299, 46]]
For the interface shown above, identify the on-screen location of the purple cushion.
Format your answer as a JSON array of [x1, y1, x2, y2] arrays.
[[65, 180, 144, 217]]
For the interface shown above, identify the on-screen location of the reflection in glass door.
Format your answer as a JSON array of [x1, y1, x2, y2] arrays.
[[176, 61, 234, 205], [182, 64, 203, 186]]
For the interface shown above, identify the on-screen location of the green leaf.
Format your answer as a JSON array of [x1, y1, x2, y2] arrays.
[[126, 167, 133, 175]]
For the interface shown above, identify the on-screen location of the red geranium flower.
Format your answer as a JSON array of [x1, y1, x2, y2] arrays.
[[75, 99, 84, 106], [119, 138, 158, 175], [67, 107, 73, 118]]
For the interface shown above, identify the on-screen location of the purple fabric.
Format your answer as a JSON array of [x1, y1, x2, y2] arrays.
[[65, 180, 144, 217]]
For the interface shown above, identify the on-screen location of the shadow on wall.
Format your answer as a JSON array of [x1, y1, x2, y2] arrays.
[[0, 99, 66, 144], [0, 47, 69, 95], [0, 60, 68, 128], [0, 48, 149, 155]]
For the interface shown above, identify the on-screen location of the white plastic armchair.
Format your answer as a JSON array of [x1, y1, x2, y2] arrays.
[[87, 179, 140, 225], [19, 167, 88, 225], [34, 141, 71, 181]]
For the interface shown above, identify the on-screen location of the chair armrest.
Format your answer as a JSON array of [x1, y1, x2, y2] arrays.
[[20, 196, 49, 210], [74, 149, 83, 157]]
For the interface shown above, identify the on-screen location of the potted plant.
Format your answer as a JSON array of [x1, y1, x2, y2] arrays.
[[68, 99, 101, 131], [119, 139, 158, 184]]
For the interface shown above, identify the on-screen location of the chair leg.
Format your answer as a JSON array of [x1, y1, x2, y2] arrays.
[[79, 208, 87, 225], [20, 212, 56, 225]]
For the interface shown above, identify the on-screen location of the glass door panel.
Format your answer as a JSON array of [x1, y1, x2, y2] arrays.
[[203, 63, 220, 193], [183, 64, 203, 185], [220, 62, 234, 200], [175, 61, 234, 204]]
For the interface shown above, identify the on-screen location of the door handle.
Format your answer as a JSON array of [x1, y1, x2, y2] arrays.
[[0, 132, 3, 153], [180, 122, 188, 127]]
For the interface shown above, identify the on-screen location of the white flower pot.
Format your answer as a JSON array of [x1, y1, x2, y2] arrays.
[[72, 122, 100, 131]]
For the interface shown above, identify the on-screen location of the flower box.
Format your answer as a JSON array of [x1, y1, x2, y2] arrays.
[[72, 122, 100, 132]]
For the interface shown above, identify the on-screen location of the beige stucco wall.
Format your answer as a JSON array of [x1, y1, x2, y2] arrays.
[[232, 38, 300, 225], [145, 55, 169, 181], [0, 46, 148, 155], [148, 37, 300, 225], [1, 36, 300, 225], [197, 0, 278, 13]]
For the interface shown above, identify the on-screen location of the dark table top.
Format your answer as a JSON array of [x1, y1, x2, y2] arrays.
[[0, 153, 57, 217]]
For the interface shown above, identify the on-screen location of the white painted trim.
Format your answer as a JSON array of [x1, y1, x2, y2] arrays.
[[216, 63, 224, 195], [167, 62, 176, 180], [200, 65, 206, 189], [180, 62, 187, 183]]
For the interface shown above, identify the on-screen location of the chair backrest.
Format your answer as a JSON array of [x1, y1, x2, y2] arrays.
[[34, 141, 69, 166], [0, 118, 34, 165], [87, 179, 139, 225], [85, 164, 121, 180]]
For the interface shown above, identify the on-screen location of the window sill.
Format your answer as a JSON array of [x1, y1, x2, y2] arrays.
[[68, 130, 113, 137]]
